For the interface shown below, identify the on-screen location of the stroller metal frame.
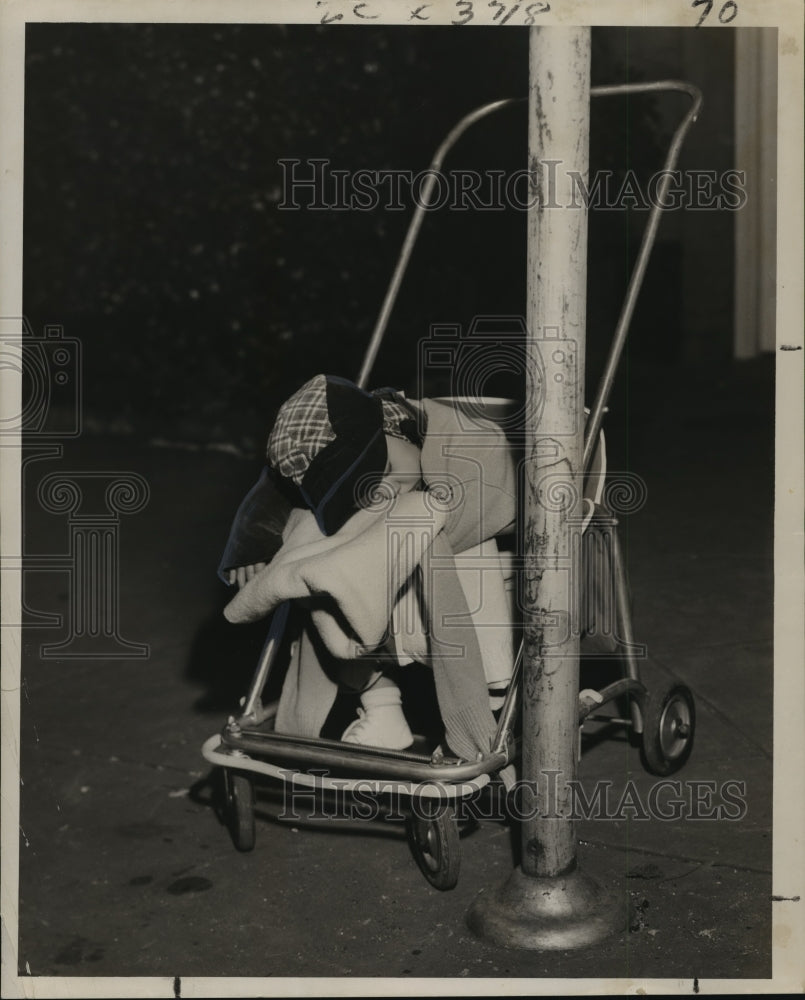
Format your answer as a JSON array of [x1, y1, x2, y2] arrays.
[[203, 80, 701, 888]]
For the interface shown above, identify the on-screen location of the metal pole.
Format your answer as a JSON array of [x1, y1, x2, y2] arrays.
[[467, 26, 628, 950], [520, 23, 589, 881]]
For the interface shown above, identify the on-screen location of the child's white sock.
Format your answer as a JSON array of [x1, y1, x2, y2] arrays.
[[342, 683, 413, 749], [488, 683, 509, 712]]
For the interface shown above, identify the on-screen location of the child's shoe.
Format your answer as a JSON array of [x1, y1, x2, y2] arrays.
[[341, 685, 413, 749]]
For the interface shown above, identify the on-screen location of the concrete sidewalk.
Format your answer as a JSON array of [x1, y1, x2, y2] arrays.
[[9, 358, 779, 990]]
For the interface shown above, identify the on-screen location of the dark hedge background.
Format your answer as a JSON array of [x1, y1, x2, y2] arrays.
[[23, 24, 734, 454]]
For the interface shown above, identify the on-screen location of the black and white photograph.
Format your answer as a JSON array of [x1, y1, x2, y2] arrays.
[[1, 1, 802, 996]]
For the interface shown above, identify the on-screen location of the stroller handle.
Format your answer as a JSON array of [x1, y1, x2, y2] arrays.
[[582, 81, 703, 469], [356, 97, 521, 391], [355, 81, 703, 475]]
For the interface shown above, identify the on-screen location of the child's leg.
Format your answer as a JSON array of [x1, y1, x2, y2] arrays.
[[454, 540, 516, 709]]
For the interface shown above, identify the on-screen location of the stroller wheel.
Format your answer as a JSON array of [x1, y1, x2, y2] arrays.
[[405, 804, 461, 891], [223, 769, 256, 852], [641, 683, 695, 776]]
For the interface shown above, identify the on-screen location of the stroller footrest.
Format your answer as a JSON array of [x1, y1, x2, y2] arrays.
[[219, 725, 508, 784]]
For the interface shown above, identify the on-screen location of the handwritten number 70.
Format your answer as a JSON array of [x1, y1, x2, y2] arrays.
[[692, 0, 739, 27]]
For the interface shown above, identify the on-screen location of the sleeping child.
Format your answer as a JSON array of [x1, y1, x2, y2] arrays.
[[220, 373, 518, 760]]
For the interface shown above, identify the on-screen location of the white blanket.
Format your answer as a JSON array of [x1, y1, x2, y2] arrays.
[[224, 493, 448, 661], [224, 493, 516, 687]]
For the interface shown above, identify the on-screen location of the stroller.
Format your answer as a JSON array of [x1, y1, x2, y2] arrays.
[[202, 81, 701, 891]]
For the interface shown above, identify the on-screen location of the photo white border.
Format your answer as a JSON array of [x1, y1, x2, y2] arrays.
[[1, 1, 802, 996]]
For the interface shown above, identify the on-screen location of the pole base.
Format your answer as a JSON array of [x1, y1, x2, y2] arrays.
[[467, 865, 630, 952]]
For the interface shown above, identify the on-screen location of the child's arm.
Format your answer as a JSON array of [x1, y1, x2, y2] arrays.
[[218, 465, 296, 585]]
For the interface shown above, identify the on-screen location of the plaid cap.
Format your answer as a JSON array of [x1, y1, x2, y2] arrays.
[[266, 376, 419, 490], [267, 374, 336, 486], [266, 374, 391, 535]]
